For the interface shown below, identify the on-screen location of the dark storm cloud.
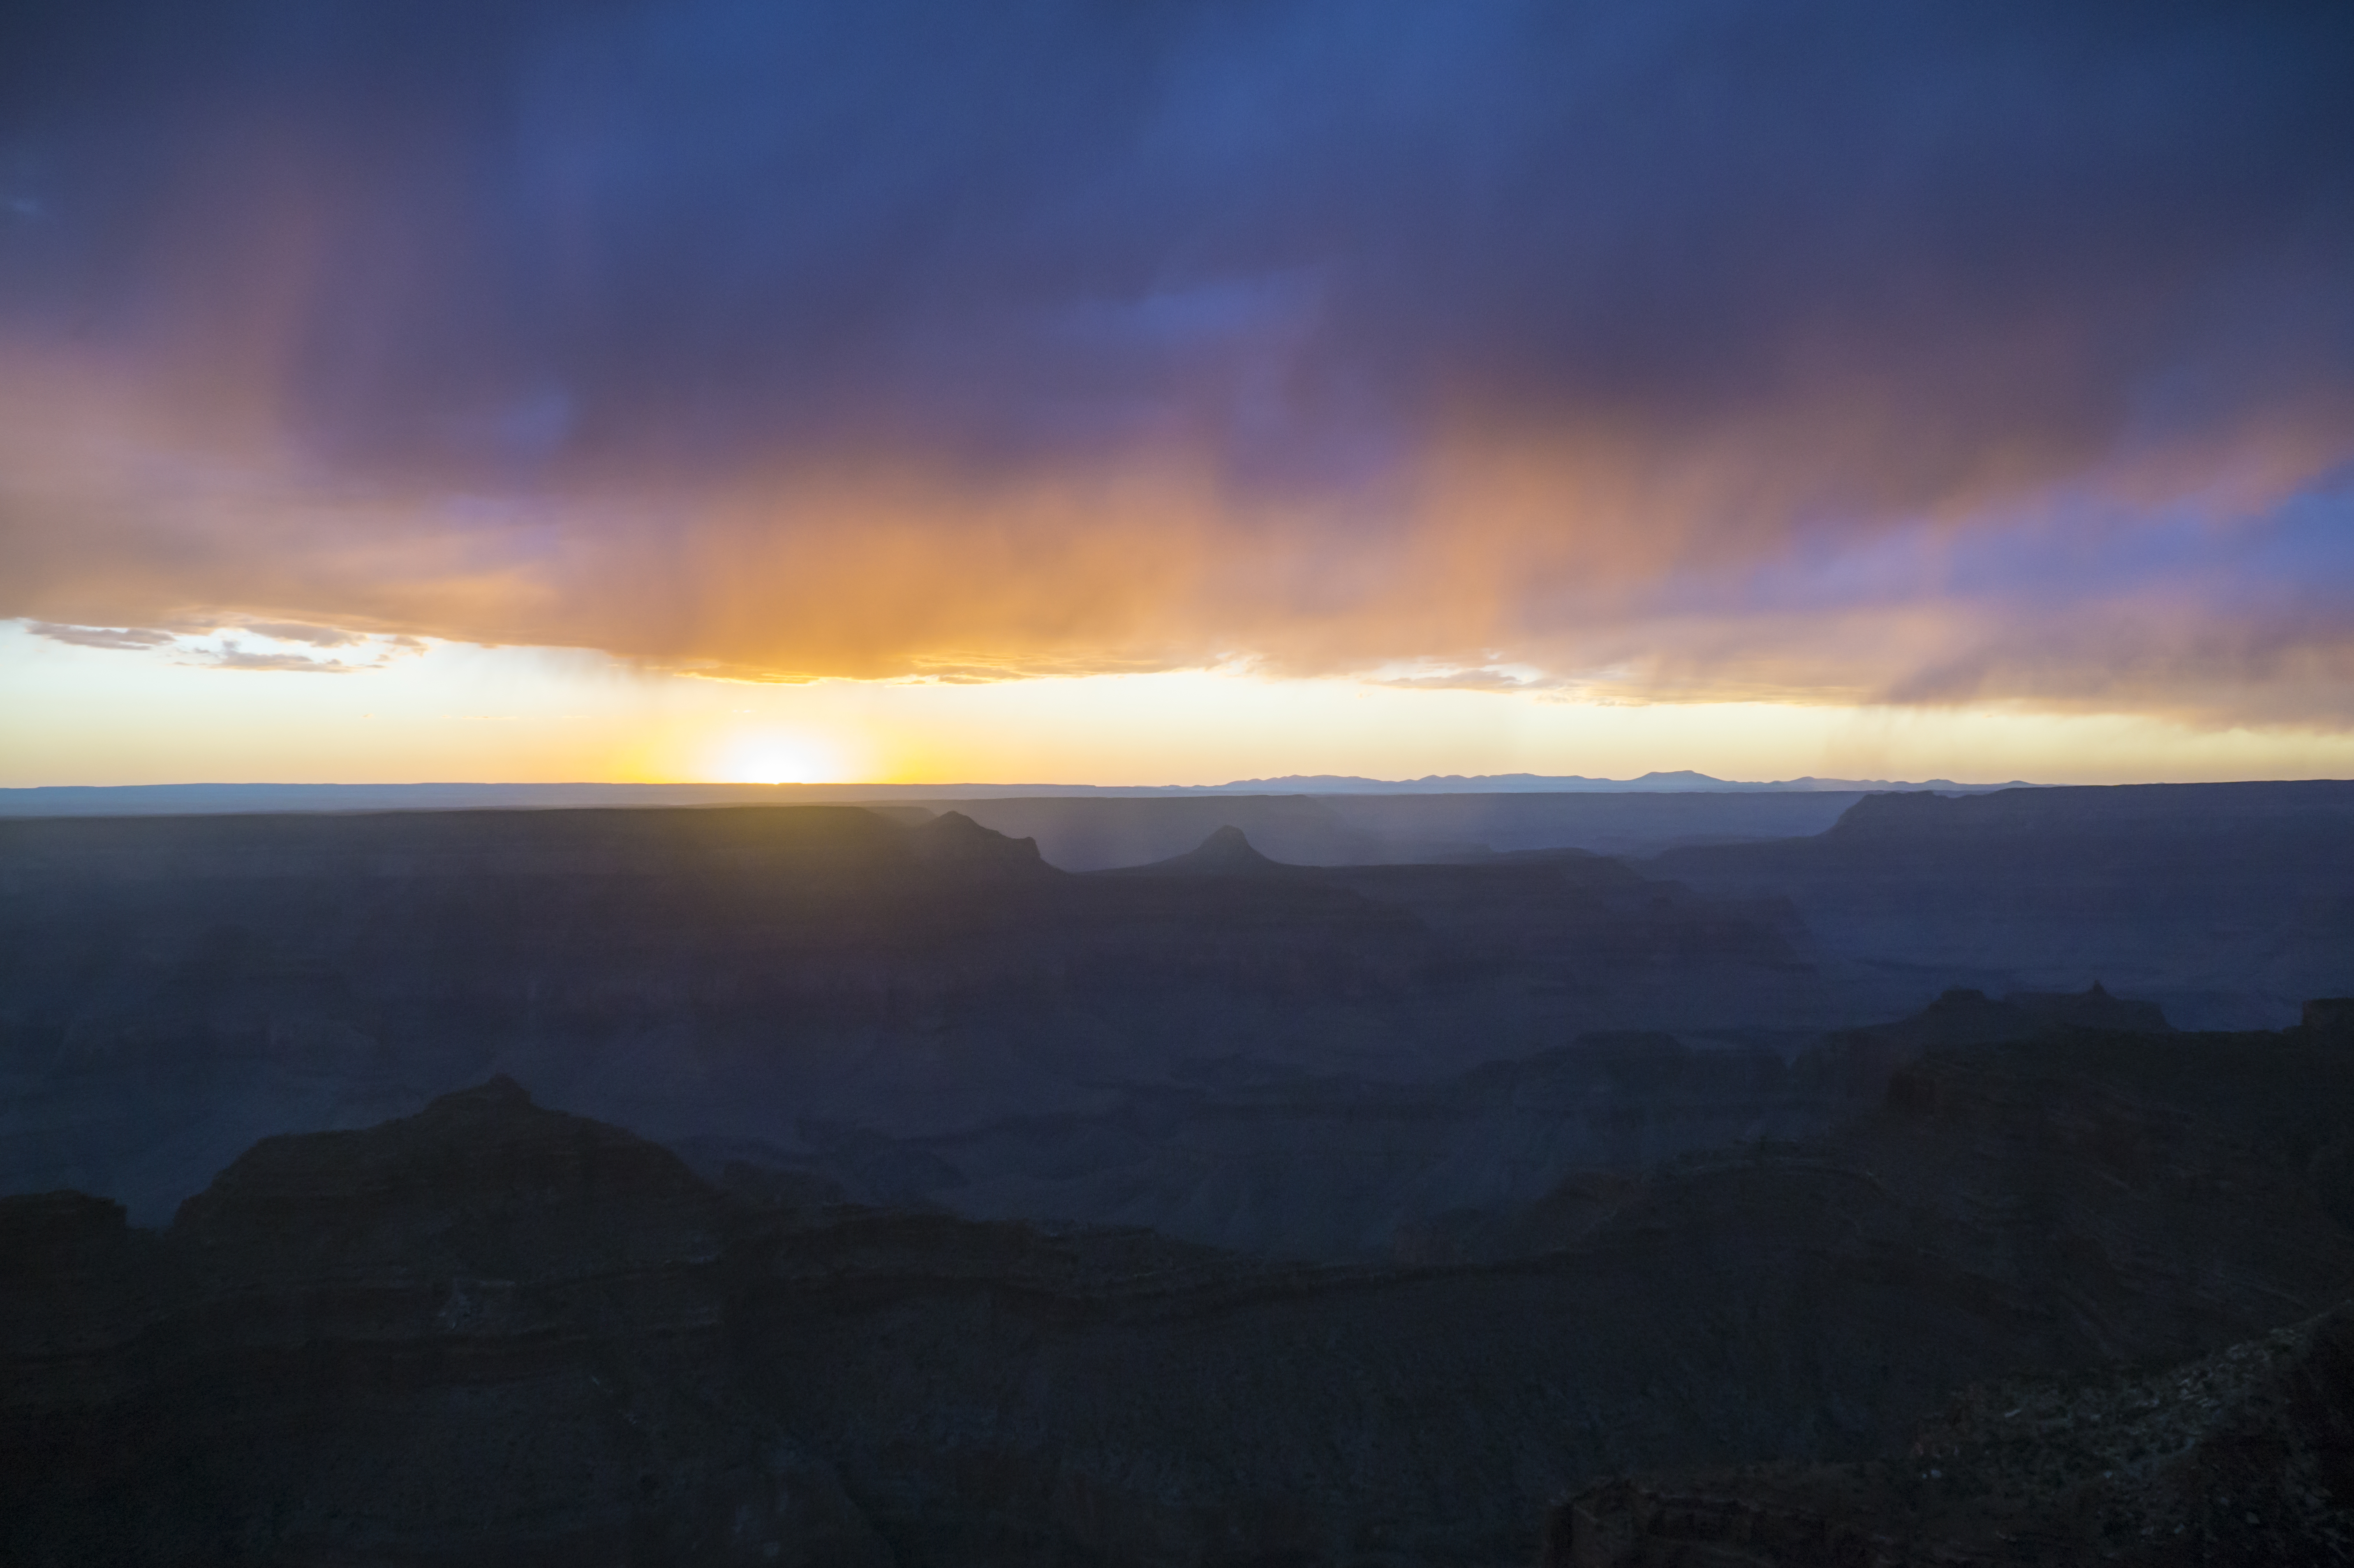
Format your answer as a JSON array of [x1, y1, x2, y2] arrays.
[[5, 0, 2343, 478], [1, 0, 2350, 708]]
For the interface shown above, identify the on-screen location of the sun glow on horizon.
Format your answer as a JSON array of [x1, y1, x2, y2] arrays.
[[705, 727, 851, 785], [6, 622, 2354, 792]]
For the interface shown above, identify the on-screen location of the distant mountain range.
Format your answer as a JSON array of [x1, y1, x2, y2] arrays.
[[0, 772, 2032, 815], [1190, 770, 2031, 794]]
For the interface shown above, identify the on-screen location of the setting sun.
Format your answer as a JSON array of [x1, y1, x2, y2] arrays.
[[706, 728, 847, 785], [5, 5, 2353, 1560]]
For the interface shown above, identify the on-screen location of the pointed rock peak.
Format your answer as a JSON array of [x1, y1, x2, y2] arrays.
[[909, 810, 1045, 867], [2005, 983, 2171, 1034], [430, 1074, 535, 1114], [1108, 824, 1312, 876], [1194, 824, 1270, 864], [1164, 824, 1286, 874]]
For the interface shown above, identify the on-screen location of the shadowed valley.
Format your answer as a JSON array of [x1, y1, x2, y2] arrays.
[[5, 785, 2353, 1563]]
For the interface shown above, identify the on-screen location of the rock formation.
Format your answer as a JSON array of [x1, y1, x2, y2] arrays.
[[0, 807, 1829, 1226], [7, 1006, 2353, 1565], [1650, 779, 2354, 1029], [1548, 1301, 2354, 1566]]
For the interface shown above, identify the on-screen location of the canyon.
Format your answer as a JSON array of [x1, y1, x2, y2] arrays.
[[4, 785, 2351, 1562], [8, 1000, 2353, 1563]]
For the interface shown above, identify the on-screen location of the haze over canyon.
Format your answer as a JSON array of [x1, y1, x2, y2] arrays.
[[7, 1, 2354, 1561], [6, 781, 2353, 1563]]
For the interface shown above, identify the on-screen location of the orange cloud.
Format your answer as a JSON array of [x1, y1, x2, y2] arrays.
[[4, 328, 2352, 731]]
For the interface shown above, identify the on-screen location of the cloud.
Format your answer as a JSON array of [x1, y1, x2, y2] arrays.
[[187, 645, 363, 673], [0, 1, 2350, 725], [1363, 663, 1565, 695], [175, 630, 428, 672], [24, 622, 177, 651], [18, 605, 432, 673], [229, 621, 369, 647]]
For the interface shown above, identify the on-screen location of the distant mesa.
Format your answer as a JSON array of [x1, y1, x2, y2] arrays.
[[1910, 981, 2171, 1037], [2305, 997, 2354, 1038], [1822, 787, 1959, 836], [1866, 983, 2174, 1051]]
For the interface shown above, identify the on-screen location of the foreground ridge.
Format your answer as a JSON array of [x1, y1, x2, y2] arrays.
[[1550, 1300, 2354, 1566], [5, 1005, 2354, 1564]]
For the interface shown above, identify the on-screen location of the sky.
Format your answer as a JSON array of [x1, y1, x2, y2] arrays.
[[3, 0, 2352, 787]]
